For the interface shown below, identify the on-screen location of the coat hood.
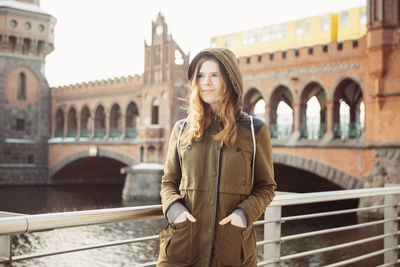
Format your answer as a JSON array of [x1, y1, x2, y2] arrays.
[[188, 48, 243, 103]]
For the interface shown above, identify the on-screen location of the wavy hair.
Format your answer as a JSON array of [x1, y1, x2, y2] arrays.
[[183, 49, 243, 148]]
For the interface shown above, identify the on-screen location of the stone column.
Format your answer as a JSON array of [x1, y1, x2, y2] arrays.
[[265, 105, 270, 124], [293, 103, 300, 132], [76, 115, 81, 140], [105, 115, 110, 140], [121, 114, 126, 138], [326, 101, 334, 133]]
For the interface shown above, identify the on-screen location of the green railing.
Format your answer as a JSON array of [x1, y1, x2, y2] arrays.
[[300, 123, 327, 139], [109, 128, 121, 138], [66, 129, 77, 137], [334, 122, 362, 139], [94, 128, 106, 138], [80, 129, 90, 138], [125, 127, 138, 139], [55, 129, 64, 138], [269, 124, 292, 140]]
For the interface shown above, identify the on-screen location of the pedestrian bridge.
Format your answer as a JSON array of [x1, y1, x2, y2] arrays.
[[1, 186, 399, 266]]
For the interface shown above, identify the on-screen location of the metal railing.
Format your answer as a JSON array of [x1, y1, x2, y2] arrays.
[[0, 187, 399, 266]]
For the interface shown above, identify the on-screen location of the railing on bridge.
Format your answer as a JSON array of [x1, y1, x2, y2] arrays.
[[0, 187, 399, 266]]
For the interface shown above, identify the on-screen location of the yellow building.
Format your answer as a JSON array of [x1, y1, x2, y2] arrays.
[[211, 6, 367, 57]]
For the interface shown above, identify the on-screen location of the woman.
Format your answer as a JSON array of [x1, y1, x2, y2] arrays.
[[158, 48, 276, 267]]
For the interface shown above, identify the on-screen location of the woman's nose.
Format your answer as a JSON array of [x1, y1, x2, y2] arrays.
[[202, 75, 211, 85]]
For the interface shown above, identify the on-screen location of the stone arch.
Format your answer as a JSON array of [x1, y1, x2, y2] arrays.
[[243, 87, 265, 118], [109, 103, 122, 138], [299, 81, 328, 139], [269, 84, 294, 139], [267, 80, 295, 103], [332, 77, 364, 139], [272, 151, 364, 189], [66, 106, 78, 137], [330, 73, 365, 101], [126, 101, 139, 138], [94, 104, 106, 138], [80, 105, 91, 137], [49, 148, 137, 179], [54, 107, 64, 137]]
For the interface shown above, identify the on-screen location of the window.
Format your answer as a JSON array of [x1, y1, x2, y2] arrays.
[[18, 72, 26, 100], [258, 28, 270, 42], [38, 24, 45, 32], [10, 19, 17, 28], [243, 31, 256, 45], [340, 12, 349, 27], [28, 155, 34, 164], [24, 22, 31, 30], [360, 10, 367, 25], [296, 22, 303, 36], [305, 21, 312, 35], [16, 119, 25, 131], [154, 45, 161, 65], [321, 16, 330, 31]]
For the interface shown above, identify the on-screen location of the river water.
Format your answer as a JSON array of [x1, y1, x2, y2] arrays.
[[0, 184, 384, 266]]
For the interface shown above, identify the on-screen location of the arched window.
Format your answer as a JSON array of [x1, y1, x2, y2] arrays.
[[151, 98, 159, 125], [18, 72, 26, 100]]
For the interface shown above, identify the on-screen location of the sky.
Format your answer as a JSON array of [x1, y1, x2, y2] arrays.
[[39, 0, 367, 87]]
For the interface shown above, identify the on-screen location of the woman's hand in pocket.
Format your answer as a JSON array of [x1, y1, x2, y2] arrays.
[[219, 213, 246, 228], [174, 211, 197, 224]]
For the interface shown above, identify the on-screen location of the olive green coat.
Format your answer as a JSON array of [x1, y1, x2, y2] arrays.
[[158, 113, 277, 267]]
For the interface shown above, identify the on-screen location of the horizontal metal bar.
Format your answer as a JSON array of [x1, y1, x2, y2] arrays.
[[135, 261, 157, 267], [254, 203, 393, 225], [0, 235, 159, 263], [282, 218, 399, 242], [0, 187, 399, 237], [280, 232, 399, 261], [323, 245, 400, 267], [270, 187, 400, 207], [0, 205, 163, 235], [281, 204, 394, 222], [256, 238, 280, 246]]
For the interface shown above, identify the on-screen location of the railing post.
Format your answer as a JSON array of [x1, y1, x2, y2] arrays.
[[0, 212, 13, 267], [264, 205, 281, 266], [384, 184, 399, 265]]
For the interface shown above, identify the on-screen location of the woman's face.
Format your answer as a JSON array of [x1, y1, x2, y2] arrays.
[[197, 59, 225, 112]]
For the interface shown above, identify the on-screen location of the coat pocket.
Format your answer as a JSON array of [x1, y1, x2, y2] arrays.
[[159, 220, 192, 264], [220, 223, 245, 266]]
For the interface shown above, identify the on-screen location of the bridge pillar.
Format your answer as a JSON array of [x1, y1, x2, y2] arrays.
[[121, 163, 164, 201]]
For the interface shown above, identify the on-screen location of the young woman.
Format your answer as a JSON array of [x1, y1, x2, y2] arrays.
[[157, 48, 276, 267]]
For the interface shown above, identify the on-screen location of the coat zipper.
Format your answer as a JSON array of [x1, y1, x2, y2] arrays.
[[208, 144, 222, 267]]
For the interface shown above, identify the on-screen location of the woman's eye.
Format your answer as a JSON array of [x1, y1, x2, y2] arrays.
[[197, 74, 204, 78], [212, 74, 219, 77]]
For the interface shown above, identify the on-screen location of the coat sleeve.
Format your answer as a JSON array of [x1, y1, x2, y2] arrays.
[[237, 124, 277, 225], [160, 121, 185, 216]]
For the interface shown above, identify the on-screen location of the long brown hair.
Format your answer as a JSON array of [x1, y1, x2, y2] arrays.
[[183, 48, 243, 148]]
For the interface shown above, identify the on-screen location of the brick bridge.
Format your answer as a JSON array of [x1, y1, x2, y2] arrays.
[[50, 4, 400, 192]]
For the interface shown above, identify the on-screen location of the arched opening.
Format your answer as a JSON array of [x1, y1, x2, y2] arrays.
[[109, 104, 121, 138], [140, 146, 144, 162], [151, 98, 159, 125], [67, 108, 78, 137], [300, 82, 327, 140], [52, 157, 127, 184], [243, 88, 265, 121], [80, 107, 91, 138], [126, 101, 139, 138], [270, 86, 294, 139], [94, 105, 106, 138], [18, 72, 26, 100], [333, 79, 364, 139], [55, 109, 64, 137]]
